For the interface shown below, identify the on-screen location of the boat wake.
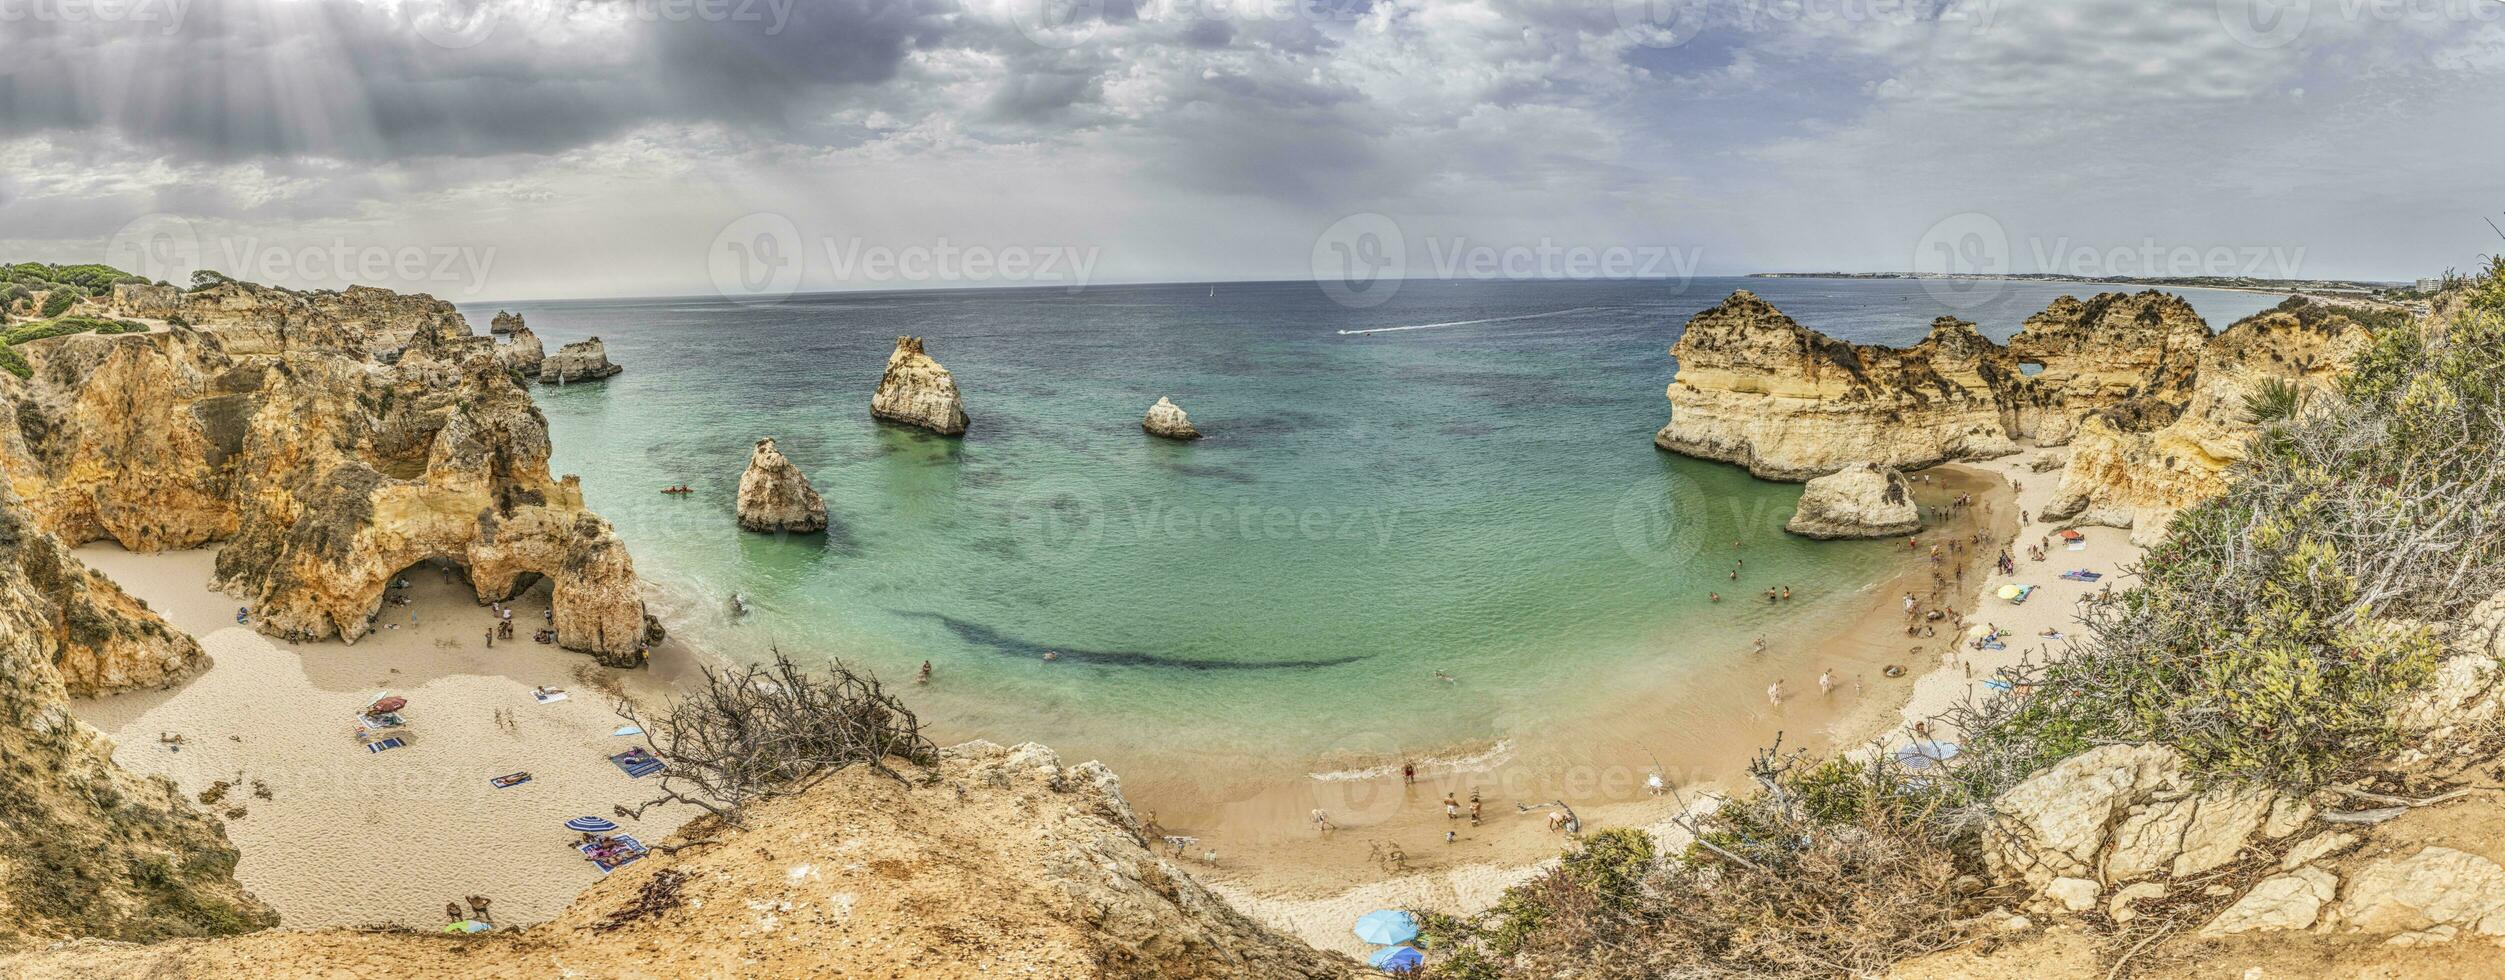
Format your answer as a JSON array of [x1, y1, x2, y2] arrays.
[[1335, 306, 1605, 336]]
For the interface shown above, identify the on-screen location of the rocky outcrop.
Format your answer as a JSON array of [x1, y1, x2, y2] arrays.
[[108, 282, 178, 319], [2042, 297, 2377, 539], [1144, 396, 1201, 440], [490, 310, 523, 335], [0, 485, 274, 949], [496, 318, 545, 376], [0, 284, 661, 667], [0, 741, 1352, 976], [870, 336, 969, 435], [1785, 462, 1920, 539], [1655, 289, 2253, 482], [736, 438, 829, 534], [538, 336, 622, 384], [1984, 743, 2307, 915], [303, 285, 471, 355]]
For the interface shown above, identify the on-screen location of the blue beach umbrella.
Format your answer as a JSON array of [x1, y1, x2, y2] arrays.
[[1354, 909, 1419, 945], [1368, 945, 1425, 973], [565, 816, 619, 834]]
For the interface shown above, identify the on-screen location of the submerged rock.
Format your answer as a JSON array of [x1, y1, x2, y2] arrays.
[[870, 336, 969, 435], [1785, 462, 1919, 539], [736, 438, 829, 534], [539, 336, 622, 384], [1143, 396, 1201, 440]]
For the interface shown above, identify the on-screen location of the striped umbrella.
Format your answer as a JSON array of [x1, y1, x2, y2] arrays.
[[565, 816, 619, 834]]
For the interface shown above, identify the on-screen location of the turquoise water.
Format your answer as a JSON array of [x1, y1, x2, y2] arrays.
[[463, 279, 2285, 775]]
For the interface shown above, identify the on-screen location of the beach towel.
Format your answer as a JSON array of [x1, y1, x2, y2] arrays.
[[366, 737, 407, 754], [578, 835, 648, 873], [1980, 638, 2006, 651], [533, 690, 569, 704], [2066, 540, 2087, 551], [610, 750, 666, 779], [490, 771, 532, 789], [1984, 678, 2014, 691], [2059, 570, 2103, 582], [611, 725, 643, 737]]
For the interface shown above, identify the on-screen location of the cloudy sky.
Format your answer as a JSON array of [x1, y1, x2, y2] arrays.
[[2, 0, 2500, 300]]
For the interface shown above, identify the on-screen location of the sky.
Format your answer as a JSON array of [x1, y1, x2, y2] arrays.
[[1, 0, 2501, 301]]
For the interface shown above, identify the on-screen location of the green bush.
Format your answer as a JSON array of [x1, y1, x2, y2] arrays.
[[38, 289, 76, 318], [0, 345, 28, 379], [3, 317, 124, 346]]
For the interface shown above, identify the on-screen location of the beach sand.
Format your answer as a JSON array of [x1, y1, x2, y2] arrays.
[[69, 546, 698, 931]]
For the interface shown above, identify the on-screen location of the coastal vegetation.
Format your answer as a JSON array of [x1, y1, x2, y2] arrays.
[[1413, 261, 2505, 978]]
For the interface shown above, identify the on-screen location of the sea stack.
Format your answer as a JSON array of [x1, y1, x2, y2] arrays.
[[490, 310, 523, 335], [1142, 396, 1201, 440], [1785, 462, 1922, 539], [539, 336, 623, 384], [736, 438, 829, 534], [870, 336, 969, 435], [496, 314, 545, 376]]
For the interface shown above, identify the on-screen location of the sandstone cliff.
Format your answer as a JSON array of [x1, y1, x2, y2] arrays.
[[0, 485, 273, 949], [0, 742, 1352, 978], [489, 310, 523, 335], [736, 438, 829, 534], [1144, 396, 1202, 440], [2042, 297, 2377, 539], [1786, 462, 1921, 539], [1, 287, 660, 666], [494, 317, 544, 376], [539, 336, 622, 384], [871, 336, 970, 435]]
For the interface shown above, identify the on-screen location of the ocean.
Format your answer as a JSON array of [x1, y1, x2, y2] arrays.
[[461, 277, 2286, 781]]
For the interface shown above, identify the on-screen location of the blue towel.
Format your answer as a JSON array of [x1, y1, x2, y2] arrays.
[[1984, 678, 2014, 691], [366, 738, 406, 753]]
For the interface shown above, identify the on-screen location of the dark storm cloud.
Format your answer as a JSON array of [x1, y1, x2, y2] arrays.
[[0, 0, 952, 161]]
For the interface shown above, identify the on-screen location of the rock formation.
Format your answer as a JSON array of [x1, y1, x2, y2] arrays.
[[0, 283, 661, 667], [0, 741, 1352, 976], [539, 336, 623, 384], [870, 336, 969, 435], [1785, 462, 1921, 539], [496, 316, 545, 376], [1144, 396, 1202, 440], [0, 485, 275, 948], [736, 438, 829, 534], [490, 310, 523, 334], [2042, 297, 2377, 539]]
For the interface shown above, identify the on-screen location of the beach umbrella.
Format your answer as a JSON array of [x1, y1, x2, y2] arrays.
[[1996, 584, 2025, 601], [1368, 946, 1425, 973], [1894, 741, 1961, 771], [565, 816, 619, 834], [1353, 909, 1420, 945], [2059, 529, 2084, 541], [369, 696, 407, 713]]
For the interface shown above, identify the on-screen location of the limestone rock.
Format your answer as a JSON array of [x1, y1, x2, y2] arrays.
[[108, 282, 178, 319], [870, 336, 969, 435], [1144, 396, 1202, 440], [0, 484, 274, 947], [2201, 866, 2340, 936], [1785, 462, 1920, 539], [2109, 882, 2167, 924], [490, 310, 524, 334], [538, 336, 622, 384], [737, 438, 829, 534], [496, 318, 545, 377], [2282, 832, 2359, 871], [1985, 743, 2186, 892], [2045, 877, 2100, 913], [2332, 846, 2505, 938]]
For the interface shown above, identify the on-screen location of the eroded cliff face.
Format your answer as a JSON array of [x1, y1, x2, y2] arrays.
[[1654, 291, 2020, 479], [871, 335, 970, 435], [0, 742, 1352, 978], [0, 486, 272, 949], [538, 336, 621, 384], [2042, 297, 2376, 539], [1, 285, 659, 666]]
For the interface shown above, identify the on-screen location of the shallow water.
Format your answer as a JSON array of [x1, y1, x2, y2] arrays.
[[465, 278, 2284, 779]]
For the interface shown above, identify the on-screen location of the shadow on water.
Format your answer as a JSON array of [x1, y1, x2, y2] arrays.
[[892, 611, 1366, 670]]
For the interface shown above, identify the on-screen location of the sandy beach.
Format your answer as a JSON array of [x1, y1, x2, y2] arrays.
[[69, 547, 698, 931]]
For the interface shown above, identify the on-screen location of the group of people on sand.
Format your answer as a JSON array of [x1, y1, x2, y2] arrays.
[[442, 895, 494, 931]]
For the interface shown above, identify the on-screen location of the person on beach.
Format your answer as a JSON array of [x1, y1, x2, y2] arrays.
[[1646, 772, 1665, 796], [1753, 637, 1767, 655], [1780, 585, 1792, 601], [1766, 680, 1785, 705], [1818, 669, 1835, 696], [1443, 793, 1461, 819], [918, 660, 933, 684], [1764, 587, 1778, 603], [484, 627, 494, 648], [467, 895, 493, 925], [1729, 568, 1738, 581], [445, 902, 465, 926], [1708, 592, 1721, 603], [1401, 761, 1416, 786], [1042, 651, 1059, 662], [1310, 809, 1334, 833]]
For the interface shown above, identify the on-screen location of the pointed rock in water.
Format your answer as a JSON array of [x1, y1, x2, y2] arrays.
[[1785, 462, 1921, 539], [539, 336, 622, 384], [870, 335, 969, 435], [737, 438, 829, 534], [490, 310, 524, 335], [496, 314, 545, 376], [1143, 396, 1201, 440]]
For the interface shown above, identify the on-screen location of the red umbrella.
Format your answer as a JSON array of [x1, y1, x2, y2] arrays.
[[369, 696, 408, 713]]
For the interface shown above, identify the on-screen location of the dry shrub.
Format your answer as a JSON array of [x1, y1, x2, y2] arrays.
[[615, 648, 936, 826]]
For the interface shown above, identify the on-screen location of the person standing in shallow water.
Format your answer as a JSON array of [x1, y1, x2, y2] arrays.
[[1401, 761, 1416, 786]]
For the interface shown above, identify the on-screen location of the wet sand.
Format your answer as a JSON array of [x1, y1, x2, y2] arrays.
[[69, 547, 700, 931]]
